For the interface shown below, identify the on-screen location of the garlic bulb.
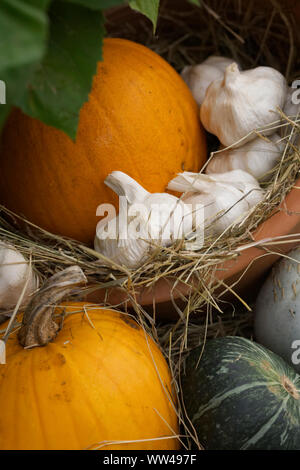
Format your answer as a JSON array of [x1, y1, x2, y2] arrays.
[[181, 56, 238, 106], [94, 172, 191, 269], [206, 134, 284, 180], [200, 63, 287, 147], [167, 170, 264, 235], [0, 242, 39, 313]]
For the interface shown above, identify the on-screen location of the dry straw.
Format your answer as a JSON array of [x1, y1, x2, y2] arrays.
[[0, 0, 299, 449]]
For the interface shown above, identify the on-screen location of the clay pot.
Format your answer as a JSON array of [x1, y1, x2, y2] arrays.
[[87, 1, 300, 320]]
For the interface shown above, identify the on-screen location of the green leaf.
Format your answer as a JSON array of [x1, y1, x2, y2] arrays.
[[129, 0, 160, 32], [59, 0, 126, 10], [188, 0, 202, 5], [15, 1, 105, 140], [0, 61, 42, 136], [0, 61, 38, 104], [0, 0, 50, 72]]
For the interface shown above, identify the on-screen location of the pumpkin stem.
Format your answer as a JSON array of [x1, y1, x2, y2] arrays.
[[18, 266, 87, 348]]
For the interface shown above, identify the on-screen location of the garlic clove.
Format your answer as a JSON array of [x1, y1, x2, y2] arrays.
[[167, 170, 264, 235], [181, 55, 239, 106], [206, 133, 284, 180], [0, 242, 39, 313], [200, 63, 287, 147]]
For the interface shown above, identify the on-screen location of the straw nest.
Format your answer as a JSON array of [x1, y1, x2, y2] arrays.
[[0, 0, 299, 449]]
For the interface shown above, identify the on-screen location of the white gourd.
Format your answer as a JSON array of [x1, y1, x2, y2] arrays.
[[254, 247, 300, 372]]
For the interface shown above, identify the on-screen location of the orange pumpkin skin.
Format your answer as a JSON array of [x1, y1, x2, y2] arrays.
[[0, 38, 206, 244], [0, 303, 180, 450]]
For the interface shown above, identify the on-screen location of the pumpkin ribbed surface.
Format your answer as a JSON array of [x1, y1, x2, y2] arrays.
[[0, 38, 206, 244], [0, 303, 179, 450]]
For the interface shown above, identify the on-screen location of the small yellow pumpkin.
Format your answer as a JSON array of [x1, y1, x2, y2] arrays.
[[0, 267, 179, 450]]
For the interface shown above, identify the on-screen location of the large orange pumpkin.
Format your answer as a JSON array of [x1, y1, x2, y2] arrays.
[[0, 301, 180, 450], [0, 38, 206, 244]]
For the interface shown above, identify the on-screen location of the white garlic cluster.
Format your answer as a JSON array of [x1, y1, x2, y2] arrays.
[[94, 172, 192, 269], [0, 242, 39, 313], [181, 55, 239, 106], [200, 63, 287, 147], [167, 170, 264, 235], [206, 134, 284, 180]]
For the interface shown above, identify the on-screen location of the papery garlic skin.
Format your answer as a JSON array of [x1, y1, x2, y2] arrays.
[[94, 172, 191, 269], [206, 134, 284, 180], [181, 56, 237, 106], [167, 170, 264, 235], [200, 63, 287, 147], [0, 242, 39, 313]]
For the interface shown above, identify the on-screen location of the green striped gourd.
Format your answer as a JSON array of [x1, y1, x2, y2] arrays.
[[181, 336, 300, 450]]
